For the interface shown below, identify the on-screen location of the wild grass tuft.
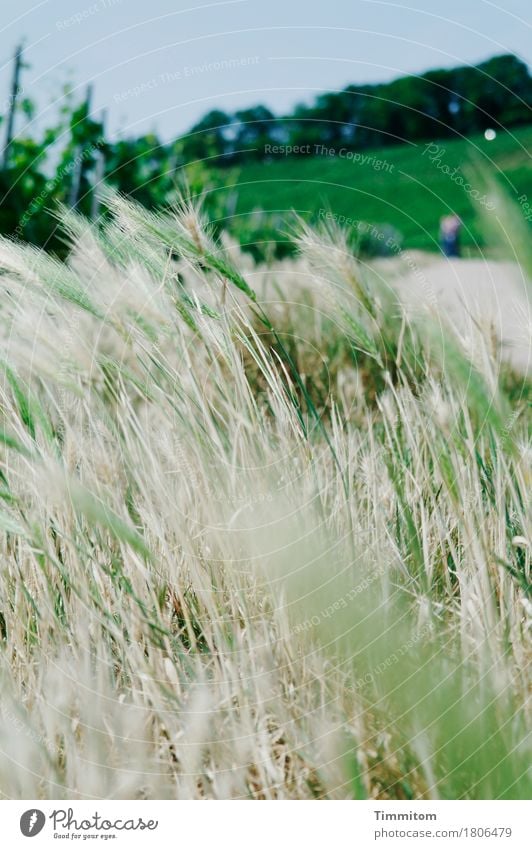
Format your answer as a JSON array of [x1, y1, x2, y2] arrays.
[[0, 192, 529, 799]]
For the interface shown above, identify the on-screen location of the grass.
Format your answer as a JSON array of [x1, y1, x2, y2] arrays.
[[204, 125, 532, 256], [0, 189, 530, 799]]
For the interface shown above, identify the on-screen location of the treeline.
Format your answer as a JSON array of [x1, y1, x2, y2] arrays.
[[0, 52, 531, 254], [181, 54, 532, 163]]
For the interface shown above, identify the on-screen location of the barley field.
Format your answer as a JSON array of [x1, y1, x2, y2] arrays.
[[0, 193, 530, 800]]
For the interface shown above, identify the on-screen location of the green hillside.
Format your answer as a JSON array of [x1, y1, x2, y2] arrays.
[[210, 126, 532, 255]]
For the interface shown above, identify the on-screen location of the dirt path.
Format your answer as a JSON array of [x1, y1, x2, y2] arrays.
[[387, 256, 532, 376]]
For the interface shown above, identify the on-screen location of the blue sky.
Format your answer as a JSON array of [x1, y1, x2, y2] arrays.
[[1, 0, 530, 141]]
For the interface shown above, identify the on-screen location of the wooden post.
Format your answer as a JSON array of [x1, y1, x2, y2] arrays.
[[2, 43, 24, 169], [68, 84, 93, 208], [91, 109, 106, 220]]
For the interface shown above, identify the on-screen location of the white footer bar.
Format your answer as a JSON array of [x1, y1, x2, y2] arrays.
[[3, 800, 528, 847]]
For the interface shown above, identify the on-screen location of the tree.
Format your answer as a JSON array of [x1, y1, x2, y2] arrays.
[[233, 105, 276, 159], [181, 109, 234, 164]]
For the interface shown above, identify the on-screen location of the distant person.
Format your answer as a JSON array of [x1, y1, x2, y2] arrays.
[[439, 214, 462, 257]]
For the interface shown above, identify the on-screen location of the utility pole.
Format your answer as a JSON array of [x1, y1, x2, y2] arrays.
[[91, 109, 106, 220], [2, 43, 24, 169], [68, 83, 93, 208]]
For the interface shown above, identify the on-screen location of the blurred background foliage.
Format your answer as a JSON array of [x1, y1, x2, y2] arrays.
[[1, 51, 531, 260]]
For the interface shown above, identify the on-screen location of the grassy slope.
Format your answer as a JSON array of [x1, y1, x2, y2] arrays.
[[213, 125, 532, 253]]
